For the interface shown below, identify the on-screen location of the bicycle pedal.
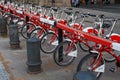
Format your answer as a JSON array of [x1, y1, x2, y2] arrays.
[[109, 67, 116, 72]]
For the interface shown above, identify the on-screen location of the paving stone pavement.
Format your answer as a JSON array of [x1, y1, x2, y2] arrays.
[[0, 62, 9, 80]]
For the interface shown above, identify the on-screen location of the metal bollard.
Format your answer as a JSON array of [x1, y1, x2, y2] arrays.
[[0, 15, 7, 37], [27, 37, 42, 74], [9, 22, 20, 49], [73, 71, 98, 80]]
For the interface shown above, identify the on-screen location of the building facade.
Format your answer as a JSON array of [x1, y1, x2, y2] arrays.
[[41, 0, 120, 6], [19, 0, 119, 6], [40, 0, 71, 6]]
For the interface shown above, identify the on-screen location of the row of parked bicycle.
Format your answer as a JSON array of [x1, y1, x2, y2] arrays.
[[0, 1, 120, 79]]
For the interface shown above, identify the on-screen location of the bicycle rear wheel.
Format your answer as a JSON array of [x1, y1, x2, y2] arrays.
[[40, 32, 58, 54], [21, 23, 36, 39], [53, 41, 77, 66], [77, 53, 105, 79]]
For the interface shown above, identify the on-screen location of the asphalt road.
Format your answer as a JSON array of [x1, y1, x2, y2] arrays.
[[79, 4, 120, 14]]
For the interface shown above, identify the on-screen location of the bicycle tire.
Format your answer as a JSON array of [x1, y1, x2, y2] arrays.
[[103, 50, 116, 62], [79, 38, 96, 52], [80, 41, 116, 62], [16, 19, 26, 33], [76, 53, 105, 79], [20, 23, 36, 39], [40, 31, 58, 54], [79, 42, 90, 52], [53, 41, 77, 66], [30, 27, 46, 39]]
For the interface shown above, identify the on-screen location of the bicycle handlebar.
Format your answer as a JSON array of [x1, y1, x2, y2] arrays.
[[88, 14, 97, 17], [79, 13, 104, 18]]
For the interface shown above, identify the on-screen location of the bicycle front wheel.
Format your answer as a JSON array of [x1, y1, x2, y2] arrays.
[[79, 39, 95, 52], [53, 41, 77, 66], [40, 32, 58, 54], [21, 23, 36, 39], [79, 42, 90, 52], [77, 53, 105, 79], [102, 50, 116, 62], [30, 27, 46, 39]]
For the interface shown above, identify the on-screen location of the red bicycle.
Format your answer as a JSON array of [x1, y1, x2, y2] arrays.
[[39, 10, 81, 53], [53, 15, 119, 67], [76, 18, 120, 79], [20, 6, 53, 39]]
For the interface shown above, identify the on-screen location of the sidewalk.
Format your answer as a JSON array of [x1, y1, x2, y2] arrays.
[[0, 36, 79, 80]]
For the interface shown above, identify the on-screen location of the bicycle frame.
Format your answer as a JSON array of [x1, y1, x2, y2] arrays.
[[90, 43, 120, 72]]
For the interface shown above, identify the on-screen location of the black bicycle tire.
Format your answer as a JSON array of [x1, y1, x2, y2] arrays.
[[53, 41, 76, 66], [76, 53, 104, 79], [103, 50, 116, 62], [20, 23, 36, 39], [30, 27, 46, 39], [40, 31, 58, 54], [79, 42, 90, 52]]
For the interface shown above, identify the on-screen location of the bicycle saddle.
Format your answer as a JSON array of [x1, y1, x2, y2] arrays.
[[64, 10, 73, 15], [41, 5, 51, 9], [41, 5, 45, 7], [65, 7, 73, 10], [98, 14, 105, 18], [52, 7, 60, 12]]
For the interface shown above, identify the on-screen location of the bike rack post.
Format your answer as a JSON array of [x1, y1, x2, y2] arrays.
[[26, 16, 31, 38], [58, 28, 63, 62]]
